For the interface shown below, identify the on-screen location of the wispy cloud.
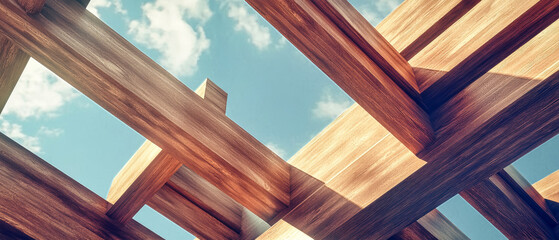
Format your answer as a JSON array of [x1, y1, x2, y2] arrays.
[[355, 0, 402, 26], [129, 0, 212, 77], [3, 59, 78, 120], [0, 121, 41, 153], [226, 2, 272, 50], [312, 90, 352, 120], [265, 142, 287, 159], [87, 0, 127, 18]]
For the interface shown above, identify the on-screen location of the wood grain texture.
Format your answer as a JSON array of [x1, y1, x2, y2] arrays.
[[106, 140, 181, 223], [0, 35, 30, 114], [409, 0, 559, 110], [148, 185, 239, 240], [15, 0, 45, 14], [245, 0, 433, 154], [461, 166, 557, 239], [312, 0, 420, 104], [0, 132, 161, 239], [0, 0, 289, 221], [260, 105, 465, 239], [534, 170, 559, 219], [391, 210, 468, 240], [328, 11, 559, 239], [106, 79, 228, 223]]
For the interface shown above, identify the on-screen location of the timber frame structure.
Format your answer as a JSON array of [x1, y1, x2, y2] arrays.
[[0, 0, 559, 239]]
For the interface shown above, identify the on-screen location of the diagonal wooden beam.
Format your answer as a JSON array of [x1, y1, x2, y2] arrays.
[[106, 78, 227, 223], [245, 0, 433, 154], [328, 11, 559, 239], [15, 0, 45, 14], [0, 0, 290, 222], [534, 170, 559, 221], [0, 35, 29, 114], [0, 132, 162, 239], [461, 166, 558, 239]]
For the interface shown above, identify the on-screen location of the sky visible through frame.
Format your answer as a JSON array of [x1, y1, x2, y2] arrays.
[[0, 0, 557, 239]]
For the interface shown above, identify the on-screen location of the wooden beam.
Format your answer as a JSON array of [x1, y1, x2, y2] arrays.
[[106, 79, 227, 223], [391, 210, 468, 240], [257, 105, 466, 239], [245, 0, 433, 154], [534, 169, 559, 219], [328, 8, 559, 239], [15, 0, 45, 14], [461, 166, 557, 239], [0, 35, 29, 114], [0, 132, 161, 239], [407, 0, 559, 110], [106, 141, 182, 223], [0, 0, 289, 222]]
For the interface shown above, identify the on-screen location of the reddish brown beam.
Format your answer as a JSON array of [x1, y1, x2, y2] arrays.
[[461, 166, 557, 239], [15, 0, 45, 14], [0, 35, 29, 113], [245, 0, 433, 154], [0, 132, 162, 239], [0, 0, 289, 222]]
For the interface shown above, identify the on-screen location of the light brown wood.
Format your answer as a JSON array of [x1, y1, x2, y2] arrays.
[[461, 166, 557, 239], [534, 170, 559, 219], [106, 141, 181, 223], [0, 132, 161, 239], [0, 35, 29, 113], [245, 0, 433, 154], [195, 78, 228, 114], [260, 105, 465, 239], [106, 79, 228, 223], [15, 0, 45, 14], [149, 185, 239, 240], [391, 210, 468, 240], [0, 0, 290, 222], [329, 7, 559, 239]]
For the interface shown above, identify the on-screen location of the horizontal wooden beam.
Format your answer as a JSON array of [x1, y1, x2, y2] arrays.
[[0, 132, 161, 239], [106, 79, 227, 223], [0, 35, 30, 114], [328, 7, 559, 238], [461, 166, 557, 239], [246, 0, 433, 154], [0, 0, 289, 222]]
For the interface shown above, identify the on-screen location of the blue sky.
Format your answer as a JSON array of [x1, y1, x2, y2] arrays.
[[1, 0, 557, 239]]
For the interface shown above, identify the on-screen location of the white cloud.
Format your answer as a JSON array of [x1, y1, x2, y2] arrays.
[[265, 142, 287, 159], [226, 2, 272, 50], [128, 0, 212, 77], [87, 0, 127, 18], [38, 126, 64, 137], [356, 0, 402, 26], [2, 59, 78, 120], [312, 91, 352, 120], [0, 121, 41, 153]]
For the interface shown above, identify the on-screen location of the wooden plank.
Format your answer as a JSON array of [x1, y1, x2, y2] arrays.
[[245, 0, 433, 154], [148, 185, 240, 240], [0, 35, 29, 114], [534, 169, 559, 219], [195, 78, 228, 114], [391, 210, 468, 240], [106, 79, 227, 223], [311, 0, 420, 104], [0, 0, 289, 221], [106, 140, 182, 223], [259, 105, 465, 239], [407, 0, 559, 110], [0, 133, 161, 239], [461, 166, 557, 239], [328, 11, 559, 240], [15, 0, 45, 14]]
